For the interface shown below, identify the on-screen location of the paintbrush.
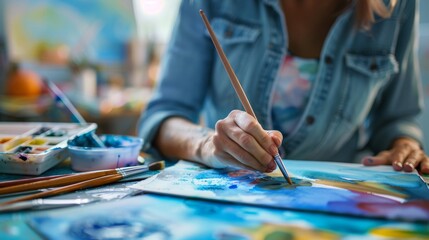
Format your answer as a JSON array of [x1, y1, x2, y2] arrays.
[[43, 78, 106, 148], [0, 156, 146, 189], [0, 198, 94, 213], [199, 10, 293, 185], [0, 174, 71, 188], [0, 161, 165, 206], [0, 162, 164, 196]]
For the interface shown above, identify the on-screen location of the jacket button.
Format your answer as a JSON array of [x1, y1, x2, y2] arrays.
[[370, 63, 378, 71], [306, 116, 315, 125], [324, 56, 333, 64], [224, 28, 233, 38]]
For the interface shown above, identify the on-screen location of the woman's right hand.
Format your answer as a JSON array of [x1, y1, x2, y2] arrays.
[[198, 110, 283, 172]]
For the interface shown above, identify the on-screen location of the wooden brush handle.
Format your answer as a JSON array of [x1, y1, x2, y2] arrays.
[[0, 175, 66, 188], [199, 10, 257, 120], [0, 169, 117, 195], [0, 174, 123, 206]]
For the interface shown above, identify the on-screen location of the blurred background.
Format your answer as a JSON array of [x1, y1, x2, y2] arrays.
[[0, 0, 180, 135], [0, 0, 427, 153]]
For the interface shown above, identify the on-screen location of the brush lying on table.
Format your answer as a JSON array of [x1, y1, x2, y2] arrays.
[[0, 198, 95, 212], [0, 157, 146, 189], [0, 174, 72, 188], [0, 161, 165, 206]]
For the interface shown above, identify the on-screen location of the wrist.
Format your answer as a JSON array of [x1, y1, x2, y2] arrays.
[[195, 129, 212, 161], [194, 128, 226, 168]]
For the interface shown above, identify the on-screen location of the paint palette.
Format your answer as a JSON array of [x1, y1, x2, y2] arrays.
[[0, 122, 97, 175]]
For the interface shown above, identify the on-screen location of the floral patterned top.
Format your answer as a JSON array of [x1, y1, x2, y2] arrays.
[[272, 54, 319, 136]]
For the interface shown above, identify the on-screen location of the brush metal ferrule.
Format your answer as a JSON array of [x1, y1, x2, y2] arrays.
[[273, 154, 293, 184], [117, 165, 149, 177]]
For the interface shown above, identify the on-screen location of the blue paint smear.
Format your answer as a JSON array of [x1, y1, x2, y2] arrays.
[[18, 154, 28, 161], [68, 133, 142, 148], [68, 132, 102, 148], [102, 135, 139, 148], [14, 146, 32, 154], [67, 214, 171, 239], [31, 127, 51, 136], [45, 129, 67, 137], [288, 161, 420, 188]]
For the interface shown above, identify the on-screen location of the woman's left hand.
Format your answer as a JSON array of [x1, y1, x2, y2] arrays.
[[362, 137, 429, 174]]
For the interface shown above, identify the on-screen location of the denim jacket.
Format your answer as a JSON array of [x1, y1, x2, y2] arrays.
[[138, 0, 424, 162]]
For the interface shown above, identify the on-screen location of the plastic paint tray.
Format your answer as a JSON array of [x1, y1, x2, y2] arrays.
[[0, 122, 97, 175]]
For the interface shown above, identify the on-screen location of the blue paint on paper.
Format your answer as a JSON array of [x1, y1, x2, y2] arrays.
[[67, 215, 171, 239], [27, 195, 429, 239]]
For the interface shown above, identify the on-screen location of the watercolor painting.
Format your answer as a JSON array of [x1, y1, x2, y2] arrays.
[[0, 219, 43, 240], [132, 160, 429, 221], [28, 195, 429, 240], [27, 194, 429, 240]]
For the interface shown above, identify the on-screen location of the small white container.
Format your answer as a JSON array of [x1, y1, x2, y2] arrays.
[[68, 134, 143, 172]]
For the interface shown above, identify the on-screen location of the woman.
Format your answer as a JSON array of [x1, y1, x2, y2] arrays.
[[138, 0, 429, 174]]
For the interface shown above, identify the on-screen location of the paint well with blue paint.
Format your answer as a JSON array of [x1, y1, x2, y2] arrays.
[[68, 134, 143, 172]]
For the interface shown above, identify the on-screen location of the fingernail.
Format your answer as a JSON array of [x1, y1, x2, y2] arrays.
[[394, 162, 403, 168], [405, 162, 414, 171], [366, 158, 374, 164]]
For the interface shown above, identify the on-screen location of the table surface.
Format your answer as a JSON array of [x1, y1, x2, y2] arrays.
[[1, 159, 428, 240]]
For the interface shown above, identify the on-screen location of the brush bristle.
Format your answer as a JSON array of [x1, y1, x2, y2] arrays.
[[148, 161, 165, 171]]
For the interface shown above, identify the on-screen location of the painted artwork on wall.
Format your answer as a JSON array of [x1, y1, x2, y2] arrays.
[[28, 194, 429, 239], [132, 160, 429, 221], [5, 0, 136, 65]]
